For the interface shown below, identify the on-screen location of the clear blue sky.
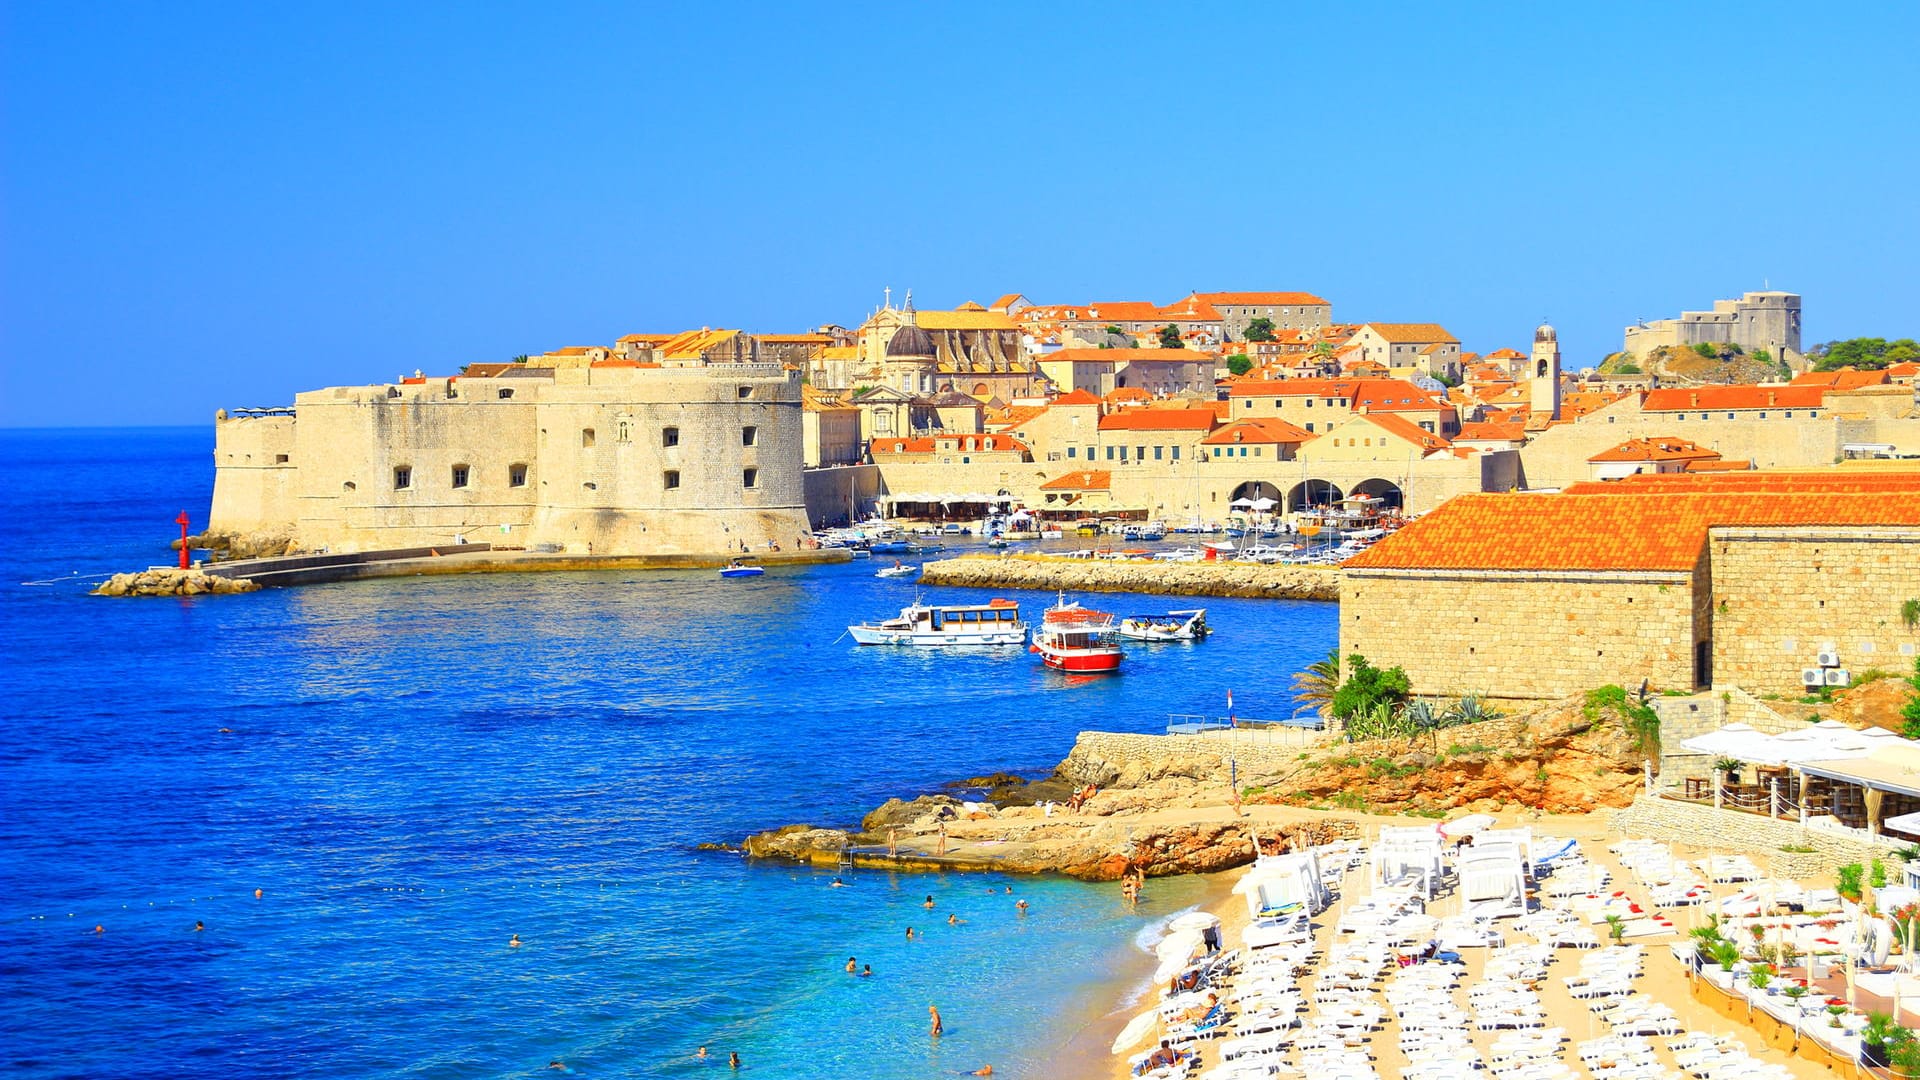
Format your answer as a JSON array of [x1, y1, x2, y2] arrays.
[[3, 1, 1915, 427]]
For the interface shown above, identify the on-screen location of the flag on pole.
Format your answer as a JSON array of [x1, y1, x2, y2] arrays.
[[1227, 689, 1236, 728]]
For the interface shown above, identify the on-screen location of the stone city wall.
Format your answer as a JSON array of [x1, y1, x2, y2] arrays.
[[1341, 566, 1701, 701], [1610, 794, 1907, 879], [920, 554, 1340, 600], [1708, 527, 1920, 697]]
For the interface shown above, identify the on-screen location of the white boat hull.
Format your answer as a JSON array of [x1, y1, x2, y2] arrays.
[[847, 626, 1025, 647]]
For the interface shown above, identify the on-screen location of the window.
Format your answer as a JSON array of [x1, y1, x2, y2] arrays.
[[1758, 412, 1767, 419], [343, 480, 356, 492], [1305, 422, 1315, 433], [582, 428, 596, 447], [742, 468, 758, 488], [498, 388, 514, 399], [742, 426, 758, 447], [393, 466, 412, 490], [451, 465, 470, 488], [1136, 445, 1146, 461], [274, 454, 289, 464], [1105, 446, 1114, 461], [509, 464, 528, 487], [664, 470, 681, 489], [1727, 412, 1736, 420], [1068, 447, 1077, 458], [663, 427, 680, 447], [583, 481, 596, 491], [737, 385, 753, 399], [1153, 445, 1163, 460], [1171, 446, 1180, 460]]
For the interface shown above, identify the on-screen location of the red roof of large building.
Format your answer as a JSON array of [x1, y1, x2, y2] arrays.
[[1561, 471, 1920, 495], [1194, 291, 1332, 307], [1043, 347, 1215, 364], [1202, 418, 1313, 445], [1588, 437, 1722, 464], [1039, 470, 1112, 491], [1346, 492, 1920, 572], [1052, 389, 1102, 406], [869, 434, 1031, 456], [1097, 408, 1218, 432], [1641, 385, 1827, 411], [1788, 368, 1891, 389], [1455, 419, 1529, 442], [1360, 323, 1460, 344]]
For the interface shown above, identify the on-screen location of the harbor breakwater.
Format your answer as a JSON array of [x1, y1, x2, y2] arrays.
[[919, 553, 1340, 600]]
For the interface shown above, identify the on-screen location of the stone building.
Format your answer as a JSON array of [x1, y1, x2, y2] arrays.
[[1346, 324, 1463, 382], [209, 345, 810, 556], [802, 386, 861, 468], [1340, 473, 1920, 704], [1622, 291, 1803, 367], [1190, 291, 1333, 342], [852, 294, 1039, 400], [1034, 347, 1219, 398]]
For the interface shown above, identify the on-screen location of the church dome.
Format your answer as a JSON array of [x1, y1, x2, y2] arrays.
[[886, 322, 935, 358], [1535, 323, 1557, 343]]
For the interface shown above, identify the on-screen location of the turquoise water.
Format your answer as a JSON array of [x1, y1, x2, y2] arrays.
[[0, 428, 1335, 1078]]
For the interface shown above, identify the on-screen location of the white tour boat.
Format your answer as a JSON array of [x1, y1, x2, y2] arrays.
[[847, 599, 1026, 646]]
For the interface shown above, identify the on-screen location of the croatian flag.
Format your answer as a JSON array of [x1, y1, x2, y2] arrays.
[[1227, 689, 1236, 728]]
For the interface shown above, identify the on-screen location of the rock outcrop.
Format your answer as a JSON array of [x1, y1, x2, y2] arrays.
[[93, 568, 261, 597], [919, 554, 1339, 600], [178, 530, 297, 560]]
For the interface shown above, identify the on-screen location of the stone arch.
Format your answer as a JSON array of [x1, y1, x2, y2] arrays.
[[972, 382, 990, 396], [1286, 479, 1345, 511], [1228, 480, 1284, 505], [1348, 478, 1404, 509]]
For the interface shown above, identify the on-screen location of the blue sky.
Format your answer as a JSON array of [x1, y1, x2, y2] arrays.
[[3, 1, 1915, 427]]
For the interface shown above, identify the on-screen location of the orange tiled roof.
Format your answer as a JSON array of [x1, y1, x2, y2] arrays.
[[1097, 408, 1217, 432], [1890, 362, 1919, 377], [1642, 385, 1826, 411], [1042, 347, 1216, 363], [1486, 348, 1526, 360], [1346, 492, 1920, 572], [756, 333, 833, 344], [1588, 437, 1721, 463], [1684, 459, 1755, 472], [1356, 412, 1452, 450], [1039, 470, 1112, 491], [1193, 291, 1331, 307], [993, 404, 1049, 430], [1789, 368, 1891, 389], [1361, 323, 1460, 344], [1102, 387, 1155, 406], [1560, 471, 1920, 495], [870, 434, 1031, 456], [1456, 419, 1529, 442], [989, 293, 1024, 311], [1202, 418, 1313, 445], [1052, 389, 1102, 406]]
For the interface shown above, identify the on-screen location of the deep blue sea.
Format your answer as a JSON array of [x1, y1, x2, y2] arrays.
[[0, 428, 1336, 1080]]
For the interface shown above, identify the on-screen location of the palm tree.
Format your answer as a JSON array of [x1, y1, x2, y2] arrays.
[[1292, 649, 1340, 719]]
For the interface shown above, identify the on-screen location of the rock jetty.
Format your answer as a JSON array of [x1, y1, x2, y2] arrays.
[[738, 692, 1654, 879], [919, 553, 1339, 600], [93, 568, 261, 597]]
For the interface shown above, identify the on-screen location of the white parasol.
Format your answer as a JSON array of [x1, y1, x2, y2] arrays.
[[1169, 912, 1222, 934], [1228, 498, 1255, 508], [1155, 929, 1206, 962], [1111, 1007, 1159, 1054], [1440, 814, 1496, 838], [1249, 497, 1278, 510]]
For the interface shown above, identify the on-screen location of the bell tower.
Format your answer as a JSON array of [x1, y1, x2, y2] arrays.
[[1530, 321, 1561, 421]]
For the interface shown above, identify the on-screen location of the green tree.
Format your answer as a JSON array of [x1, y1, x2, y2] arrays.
[[1291, 649, 1340, 718], [1331, 653, 1412, 723], [511, 354, 530, 364], [1158, 324, 1185, 349], [1244, 317, 1276, 342], [1753, 348, 1773, 366], [1810, 337, 1918, 371], [1899, 658, 1920, 740], [1225, 353, 1253, 377], [1613, 361, 1643, 374], [1693, 343, 1720, 360]]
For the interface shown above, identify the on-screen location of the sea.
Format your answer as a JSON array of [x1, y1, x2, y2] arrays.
[[0, 427, 1337, 1080]]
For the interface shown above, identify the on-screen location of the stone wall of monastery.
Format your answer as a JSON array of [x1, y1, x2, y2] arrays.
[[1706, 526, 1920, 697], [1340, 566, 1702, 701], [207, 413, 298, 540]]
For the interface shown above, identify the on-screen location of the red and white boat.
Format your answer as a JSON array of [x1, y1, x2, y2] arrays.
[[1029, 594, 1124, 674]]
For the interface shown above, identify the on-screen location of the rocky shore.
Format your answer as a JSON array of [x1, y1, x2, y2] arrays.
[[919, 553, 1340, 600], [739, 692, 1656, 880], [93, 567, 261, 597]]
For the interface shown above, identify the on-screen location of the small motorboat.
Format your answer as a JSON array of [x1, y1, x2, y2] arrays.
[[719, 559, 764, 578], [876, 561, 918, 579], [1116, 608, 1210, 642]]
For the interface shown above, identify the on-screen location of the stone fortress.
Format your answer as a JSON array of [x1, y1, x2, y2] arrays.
[[209, 334, 810, 557], [1622, 290, 1804, 368]]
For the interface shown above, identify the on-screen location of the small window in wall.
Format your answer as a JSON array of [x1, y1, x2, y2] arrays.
[[393, 466, 412, 490], [738, 386, 753, 399], [582, 428, 596, 447], [451, 464, 470, 488], [343, 480, 357, 492], [742, 468, 758, 489], [498, 388, 514, 399], [508, 464, 528, 487], [1153, 445, 1163, 460], [742, 425, 758, 447], [1068, 447, 1078, 458], [583, 481, 597, 491], [664, 470, 681, 489], [663, 427, 680, 447], [275, 454, 289, 464], [1171, 446, 1180, 460]]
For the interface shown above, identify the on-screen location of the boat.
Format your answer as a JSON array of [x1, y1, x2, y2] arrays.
[[867, 539, 915, 555], [986, 536, 1010, 549], [719, 560, 764, 578], [1039, 527, 1064, 540], [1029, 595, 1123, 673], [1116, 608, 1210, 642], [847, 599, 1026, 646], [875, 561, 918, 579]]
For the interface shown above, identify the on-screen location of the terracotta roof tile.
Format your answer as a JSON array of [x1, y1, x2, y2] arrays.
[[870, 434, 1031, 456], [1193, 291, 1331, 307], [1361, 323, 1460, 344], [1561, 471, 1920, 495], [1202, 418, 1312, 445], [1346, 492, 1920, 572], [1588, 437, 1721, 463], [1641, 385, 1826, 411], [1052, 389, 1102, 406], [1039, 470, 1111, 491], [1098, 408, 1217, 432]]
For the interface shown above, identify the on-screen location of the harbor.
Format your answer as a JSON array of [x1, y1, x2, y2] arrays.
[[920, 553, 1341, 600]]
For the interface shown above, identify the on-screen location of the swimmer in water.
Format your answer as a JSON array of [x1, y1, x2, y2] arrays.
[[905, 926, 915, 940], [923, 895, 935, 910], [729, 1051, 741, 1069], [845, 956, 857, 973], [695, 1047, 708, 1059], [829, 876, 846, 887], [929, 1004, 944, 1037], [509, 934, 522, 948], [254, 888, 263, 899], [947, 913, 960, 926], [194, 921, 204, 932], [94, 925, 104, 934], [861, 964, 872, 977], [1016, 899, 1029, 915]]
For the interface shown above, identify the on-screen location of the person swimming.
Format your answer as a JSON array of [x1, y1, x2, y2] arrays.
[[860, 964, 872, 977], [728, 1051, 741, 1069], [923, 895, 935, 909], [929, 1004, 943, 1037], [829, 877, 847, 887], [695, 1047, 708, 1059], [509, 934, 522, 948], [193, 921, 204, 932], [845, 956, 857, 973], [1015, 899, 1029, 915]]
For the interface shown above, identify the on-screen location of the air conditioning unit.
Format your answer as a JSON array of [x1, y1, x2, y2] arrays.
[[1826, 668, 1850, 687], [1802, 669, 1827, 687], [1817, 650, 1841, 668]]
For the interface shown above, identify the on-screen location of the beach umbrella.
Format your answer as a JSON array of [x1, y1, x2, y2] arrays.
[[1440, 814, 1495, 838], [1152, 953, 1200, 985], [1155, 929, 1206, 962], [1229, 498, 1255, 508], [1249, 497, 1278, 510], [1169, 912, 1222, 934], [1111, 1007, 1159, 1054], [1679, 723, 1775, 761], [1389, 912, 1439, 940]]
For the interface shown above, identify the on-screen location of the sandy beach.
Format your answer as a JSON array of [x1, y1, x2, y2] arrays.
[[1050, 806, 1837, 1080]]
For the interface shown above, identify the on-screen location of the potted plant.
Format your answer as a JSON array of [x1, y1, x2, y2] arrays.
[[1783, 984, 1811, 1047], [1716, 758, 1744, 786], [1861, 1011, 1906, 1069], [1830, 1004, 1851, 1029], [1605, 914, 1626, 946], [1890, 1034, 1920, 1079], [1838, 862, 1866, 904]]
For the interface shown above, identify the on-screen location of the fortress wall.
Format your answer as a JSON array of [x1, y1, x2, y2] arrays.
[[1707, 527, 1920, 696], [1518, 409, 1851, 490], [209, 413, 298, 537], [1340, 566, 1700, 701]]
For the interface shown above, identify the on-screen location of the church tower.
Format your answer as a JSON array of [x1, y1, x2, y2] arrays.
[[1530, 321, 1561, 421]]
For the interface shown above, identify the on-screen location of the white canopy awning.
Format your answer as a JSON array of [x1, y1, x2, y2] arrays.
[[1678, 723, 1775, 761], [1249, 497, 1278, 510], [1228, 497, 1255, 508]]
